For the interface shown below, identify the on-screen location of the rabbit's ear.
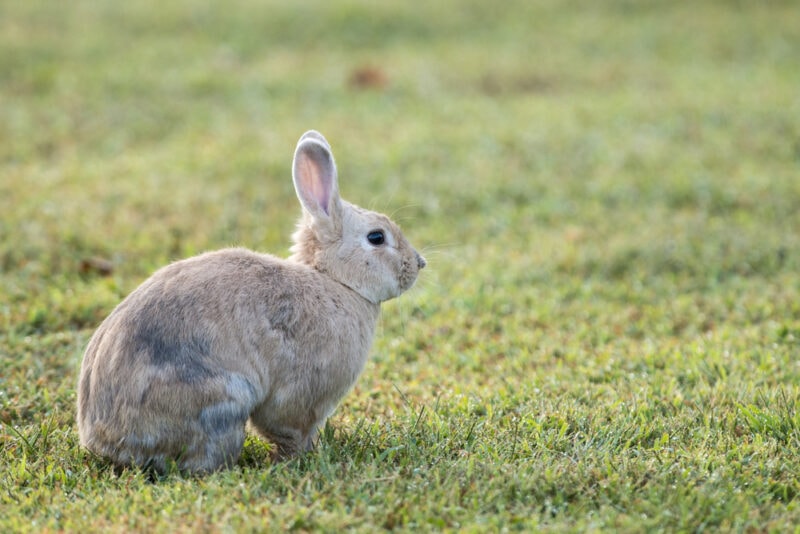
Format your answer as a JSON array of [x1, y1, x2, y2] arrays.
[[298, 130, 331, 150], [292, 134, 340, 219]]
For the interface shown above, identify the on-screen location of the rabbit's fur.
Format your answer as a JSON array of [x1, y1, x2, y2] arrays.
[[76, 131, 425, 474]]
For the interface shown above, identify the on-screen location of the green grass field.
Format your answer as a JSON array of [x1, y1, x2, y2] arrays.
[[2, 0, 799, 531]]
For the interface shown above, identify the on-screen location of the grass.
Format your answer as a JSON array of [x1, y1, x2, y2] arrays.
[[2, 0, 799, 531]]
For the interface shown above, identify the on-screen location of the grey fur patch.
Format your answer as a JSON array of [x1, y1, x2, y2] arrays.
[[126, 284, 215, 369], [226, 374, 260, 406], [200, 374, 258, 436], [199, 400, 248, 436], [129, 313, 219, 389]]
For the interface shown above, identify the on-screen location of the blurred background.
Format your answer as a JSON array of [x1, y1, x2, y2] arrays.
[[1, 1, 799, 529]]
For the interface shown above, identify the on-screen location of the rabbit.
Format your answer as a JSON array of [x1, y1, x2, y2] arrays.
[[76, 130, 426, 474]]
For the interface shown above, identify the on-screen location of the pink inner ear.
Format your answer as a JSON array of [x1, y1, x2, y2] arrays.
[[298, 153, 331, 215]]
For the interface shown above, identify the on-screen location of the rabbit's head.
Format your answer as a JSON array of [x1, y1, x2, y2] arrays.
[[289, 131, 425, 304]]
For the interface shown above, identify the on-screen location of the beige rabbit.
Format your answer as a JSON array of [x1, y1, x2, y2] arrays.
[[76, 130, 426, 474]]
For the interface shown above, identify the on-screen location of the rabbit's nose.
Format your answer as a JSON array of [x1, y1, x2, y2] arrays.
[[415, 252, 427, 270]]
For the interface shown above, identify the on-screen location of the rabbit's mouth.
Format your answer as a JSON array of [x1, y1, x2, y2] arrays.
[[398, 253, 425, 293]]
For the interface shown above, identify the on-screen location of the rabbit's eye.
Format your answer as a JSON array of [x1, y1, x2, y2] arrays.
[[367, 230, 385, 246]]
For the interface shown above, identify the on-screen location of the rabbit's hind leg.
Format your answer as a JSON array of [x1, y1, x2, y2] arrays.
[[178, 423, 247, 474], [182, 375, 261, 473]]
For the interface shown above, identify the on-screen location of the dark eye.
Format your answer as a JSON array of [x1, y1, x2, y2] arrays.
[[367, 230, 385, 246]]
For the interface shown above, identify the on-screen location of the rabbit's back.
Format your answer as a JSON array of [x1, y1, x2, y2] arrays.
[[77, 248, 380, 472]]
